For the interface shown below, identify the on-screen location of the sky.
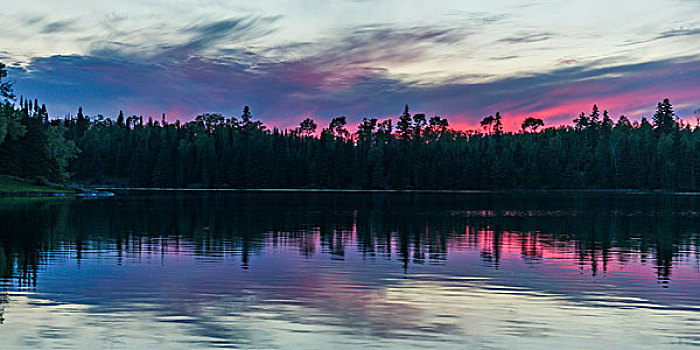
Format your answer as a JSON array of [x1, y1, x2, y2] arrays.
[[1, 0, 699, 131]]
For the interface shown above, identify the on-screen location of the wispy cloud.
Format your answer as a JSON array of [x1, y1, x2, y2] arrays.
[[621, 25, 700, 46], [498, 31, 553, 44], [655, 27, 700, 40], [4, 2, 700, 131], [11, 35, 700, 131], [491, 55, 520, 61], [178, 16, 280, 52], [556, 57, 581, 65], [40, 20, 77, 34]]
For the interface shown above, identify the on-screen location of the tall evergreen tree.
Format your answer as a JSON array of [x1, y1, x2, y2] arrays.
[[493, 112, 503, 135], [653, 98, 675, 133], [396, 105, 412, 140]]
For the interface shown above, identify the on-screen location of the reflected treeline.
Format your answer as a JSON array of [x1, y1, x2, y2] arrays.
[[1, 193, 699, 286]]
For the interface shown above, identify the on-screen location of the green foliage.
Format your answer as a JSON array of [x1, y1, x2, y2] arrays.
[[0, 64, 26, 146], [0, 103, 26, 146], [0, 63, 13, 101], [0, 103, 78, 182], [45, 125, 80, 181], [0, 64, 78, 182]]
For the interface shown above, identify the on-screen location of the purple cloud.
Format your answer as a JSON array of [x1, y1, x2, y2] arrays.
[[6, 18, 700, 131]]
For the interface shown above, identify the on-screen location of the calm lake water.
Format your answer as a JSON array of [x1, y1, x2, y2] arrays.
[[1, 191, 699, 349]]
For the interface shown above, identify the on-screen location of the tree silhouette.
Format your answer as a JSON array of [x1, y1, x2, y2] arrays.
[[521, 117, 544, 133], [297, 117, 317, 136], [375, 119, 393, 144], [0, 63, 694, 192], [412, 113, 427, 138], [589, 104, 600, 127], [653, 98, 675, 133], [493, 112, 503, 135], [574, 112, 589, 130], [427, 116, 448, 140], [396, 104, 412, 140], [327, 116, 349, 139], [356, 118, 377, 144], [480, 115, 495, 135]]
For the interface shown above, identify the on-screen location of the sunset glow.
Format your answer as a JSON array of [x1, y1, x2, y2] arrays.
[[2, 0, 699, 130]]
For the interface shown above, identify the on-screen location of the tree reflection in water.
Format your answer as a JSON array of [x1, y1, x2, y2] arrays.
[[1, 192, 698, 288]]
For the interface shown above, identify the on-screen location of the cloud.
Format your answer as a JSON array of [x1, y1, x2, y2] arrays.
[[40, 20, 76, 34], [16, 15, 79, 35], [491, 55, 520, 61], [6, 23, 465, 126], [256, 24, 468, 92], [655, 27, 700, 40], [622, 26, 700, 46], [307, 24, 469, 66], [13, 51, 700, 133], [444, 11, 508, 26], [20, 15, 44, 26], [556, 57, 581, 65], [178, 16, 280, 52], [498, 31, 553, 44], [6, 12, 700, 132]]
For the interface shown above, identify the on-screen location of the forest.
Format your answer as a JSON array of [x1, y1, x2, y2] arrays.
[[0, 62, 698, 191]]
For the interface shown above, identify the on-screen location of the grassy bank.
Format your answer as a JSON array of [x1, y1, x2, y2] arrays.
[[0, 176, 80, 196]]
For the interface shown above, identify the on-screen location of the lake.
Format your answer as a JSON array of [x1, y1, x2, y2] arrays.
[[1, 191, 699, 349]]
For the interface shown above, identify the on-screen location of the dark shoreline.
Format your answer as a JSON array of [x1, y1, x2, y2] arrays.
[[0, 175, 82, 197], [5, 186, 696, 197], [0, 192, 75, 197], [0, 191, 116, 197], [91, 187, 700, 196]]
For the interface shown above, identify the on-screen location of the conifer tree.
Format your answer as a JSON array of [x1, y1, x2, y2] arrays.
[[396, 105, 412, 140], [653, 98, 676, 133]]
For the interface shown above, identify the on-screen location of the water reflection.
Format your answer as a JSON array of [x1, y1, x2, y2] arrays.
[[3, 193, 699, 282], [0, 192, 699, 348]]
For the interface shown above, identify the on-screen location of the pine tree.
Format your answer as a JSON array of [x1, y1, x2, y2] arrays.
[[653, 98, 676, 133], [396, 104, 412, 140], [493, 112, 503, 135]]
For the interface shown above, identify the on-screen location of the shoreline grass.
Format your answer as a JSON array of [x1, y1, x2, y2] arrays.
[[0, 175, 80, 196]]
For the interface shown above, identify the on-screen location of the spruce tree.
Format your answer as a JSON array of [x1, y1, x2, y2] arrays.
[[653, 98, 675, 133], [396, 104, 412, 140]]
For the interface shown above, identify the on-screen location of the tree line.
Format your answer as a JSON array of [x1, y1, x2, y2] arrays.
[[1, 63, 699, 190]]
